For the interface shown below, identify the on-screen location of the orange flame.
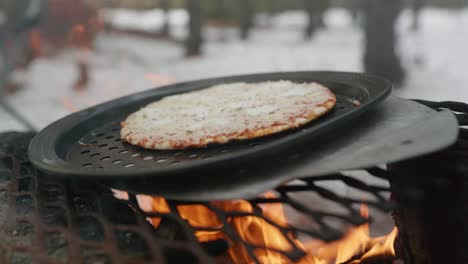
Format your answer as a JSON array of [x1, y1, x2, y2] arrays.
[[177, 203, 224, 242], [304, 205, 398, 264], [149, 196, 398, 264]]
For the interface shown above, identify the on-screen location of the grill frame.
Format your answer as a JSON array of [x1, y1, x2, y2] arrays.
[[28, 71, 391, 183]]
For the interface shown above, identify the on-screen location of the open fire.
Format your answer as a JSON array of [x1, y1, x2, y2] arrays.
[[149, 193, 398, 264], [57, 55, 398, 264], [60, 67, 398, 263]]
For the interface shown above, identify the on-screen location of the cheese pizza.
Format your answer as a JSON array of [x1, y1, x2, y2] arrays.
[[121, 81, 336, 150]]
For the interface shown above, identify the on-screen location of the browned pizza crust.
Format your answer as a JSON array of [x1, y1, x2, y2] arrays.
[[121, 81, 336, 150]]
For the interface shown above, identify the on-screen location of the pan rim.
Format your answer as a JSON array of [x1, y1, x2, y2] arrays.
[[28, 71, 392, 180]]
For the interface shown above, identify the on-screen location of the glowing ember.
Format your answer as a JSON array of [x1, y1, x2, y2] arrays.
[[148, 195, 398, 264]]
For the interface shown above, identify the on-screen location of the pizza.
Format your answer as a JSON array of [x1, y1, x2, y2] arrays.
[[121, 81, 336, 150]]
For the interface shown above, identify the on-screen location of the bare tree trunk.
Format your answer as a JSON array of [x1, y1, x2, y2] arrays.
[[411, 0, 424, 31], [214, 0, 226, 19], [304, 0, 318, 39], [317, 0, 328, 28], [304, 0, 325, 39], [269, 0, 280, 15], [160, 0, 170, 36], [239, 0, 253, 40], [350, 0, 363, 26], [186, 0, 202, 56], [363, 0, 405, 86]]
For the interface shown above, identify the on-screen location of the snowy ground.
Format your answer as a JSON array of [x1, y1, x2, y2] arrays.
[[2, 7, 467, 131]]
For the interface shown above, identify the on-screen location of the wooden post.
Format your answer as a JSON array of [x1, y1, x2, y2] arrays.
[[186, 0, 202, 56]]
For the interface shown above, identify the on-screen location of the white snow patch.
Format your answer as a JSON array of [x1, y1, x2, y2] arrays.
[[324, 8, 353, 28], [271, 11, 308, 28], [100, 8, 188, 38]]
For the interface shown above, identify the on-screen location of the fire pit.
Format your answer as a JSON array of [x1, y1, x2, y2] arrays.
[[0, 73, 467, 263], [1, 132, 397, 263]]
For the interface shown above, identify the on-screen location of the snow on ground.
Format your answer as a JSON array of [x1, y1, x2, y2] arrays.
[[1, 7, 467, 132], [101, 8, 189, 40], [397, 8, 468, 100]]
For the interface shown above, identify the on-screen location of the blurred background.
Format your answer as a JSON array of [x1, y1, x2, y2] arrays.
[[0, 0, 467, 132]]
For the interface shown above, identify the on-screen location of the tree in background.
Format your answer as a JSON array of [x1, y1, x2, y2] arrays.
[[239, 0, 254, 40], [269, 0, 281, 15], [412, 0, 425, 31], [304, 0, 327, 39], [160, 0, 170, 36], [349, 0, 363, 26], [186, 0, 202, 56], [1, 0, 45, 95], [317, 0, 328, 28], [214, 0, 227, 21], [304, 0, 317, 38], [363, 0, 406, 86]]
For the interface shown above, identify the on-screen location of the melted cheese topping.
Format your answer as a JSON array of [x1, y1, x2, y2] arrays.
[[121, 81, 336, 149]]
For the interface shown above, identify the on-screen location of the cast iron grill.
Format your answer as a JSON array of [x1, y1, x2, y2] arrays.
[[0, 133, 393, 264]]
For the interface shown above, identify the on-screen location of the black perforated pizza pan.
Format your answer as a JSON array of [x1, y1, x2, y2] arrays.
[[28, 71, 392, 189]]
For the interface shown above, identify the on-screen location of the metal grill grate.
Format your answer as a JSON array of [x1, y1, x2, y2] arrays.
[[3, 99, 466, 263], [0, 133, 393, 264]]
